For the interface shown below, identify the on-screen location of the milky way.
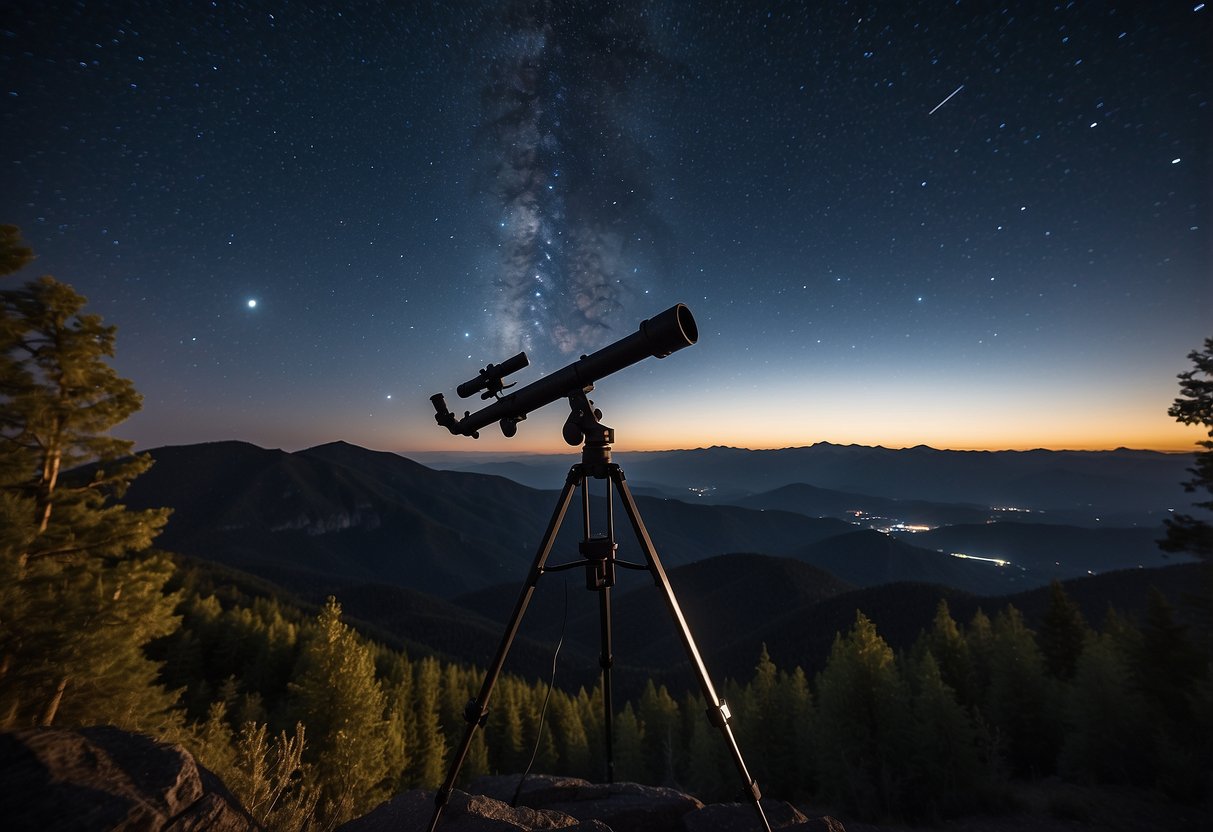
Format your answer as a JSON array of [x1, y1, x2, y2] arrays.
[[479, 0, 673, 358]]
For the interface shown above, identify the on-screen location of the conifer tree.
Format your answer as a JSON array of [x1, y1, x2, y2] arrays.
[[378, 651, 413, 791], [923, 599, 976, 708], [812, 612, 913, 819], [735, 646, 811, 798], [486, 680, 526, 774], [683, 691, 729, 798], [637, 680, 681, 786], [288, 598, 391, 824], [963, 608, 996, 713], [984, 606, 1061, 776], [612, 702, 646, 782], [777, 665, 815, 798], [0, 226, 176, 731], [409, 656, 448, 788], [904, 651, 986, 818], [1058, 633, 1149, 784], [552, 692, 591, 776], [1037, 580, 1090, 680], [574, 685, 603, 778], [1160, 337, 1213, 560], [1136, 588, 1204, 728], [0, 270, 168, 564]]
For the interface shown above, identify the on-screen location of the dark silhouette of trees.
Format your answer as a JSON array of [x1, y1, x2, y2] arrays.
[[1038, 580, 1091, 680], [1161, 337, 1213, 561]]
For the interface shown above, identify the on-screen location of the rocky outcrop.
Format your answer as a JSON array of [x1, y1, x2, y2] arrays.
[[0, 725, 260, 831], [355, 774, 847, 832], [0, 726, 845, 832], [336, 788, 612, 831], [471, 774, 704, 832]]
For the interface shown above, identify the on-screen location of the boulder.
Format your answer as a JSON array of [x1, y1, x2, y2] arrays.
[[0, 725, 260, 831], [470, 774, 703, 832], [337, 788, 612, 831]]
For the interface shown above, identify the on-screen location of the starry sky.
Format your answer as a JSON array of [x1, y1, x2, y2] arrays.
[[2, 1, 1209, 455]]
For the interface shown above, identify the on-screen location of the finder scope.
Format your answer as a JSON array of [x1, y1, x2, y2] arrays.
[[431, 303, 697, 439], [456, 352, 529, 400]]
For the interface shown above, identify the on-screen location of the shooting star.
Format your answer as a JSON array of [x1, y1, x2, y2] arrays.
[[928, 84, 964, 115]]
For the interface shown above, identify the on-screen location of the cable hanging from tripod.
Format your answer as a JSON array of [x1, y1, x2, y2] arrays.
[[511, 580, 570, 807]]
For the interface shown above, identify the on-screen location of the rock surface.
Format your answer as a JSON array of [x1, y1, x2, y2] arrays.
[[681, 800, 847, 831], [467, 774, 842, 831], [0, 725, 260, 831], [337, 788, 613, 831], [472, 774, 704, 832]]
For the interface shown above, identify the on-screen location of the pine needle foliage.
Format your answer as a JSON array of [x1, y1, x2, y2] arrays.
[[0, 226, 176, 732]]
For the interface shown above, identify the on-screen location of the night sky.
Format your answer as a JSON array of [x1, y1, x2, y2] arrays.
[[2, 1, 1209, 455]]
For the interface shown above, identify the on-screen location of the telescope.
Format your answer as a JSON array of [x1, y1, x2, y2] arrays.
[[431, 304, 697, 440], [424, 301, 774, 832]]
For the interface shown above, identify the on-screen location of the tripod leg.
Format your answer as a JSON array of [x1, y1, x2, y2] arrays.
[[598, 583, 615, 783], [425, 472, 580, 832], [612, 471, 773, 832], [596, 475, 616, 784]]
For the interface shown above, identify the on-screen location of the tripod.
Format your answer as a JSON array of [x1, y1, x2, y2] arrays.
[[425, 392, 772, 832]]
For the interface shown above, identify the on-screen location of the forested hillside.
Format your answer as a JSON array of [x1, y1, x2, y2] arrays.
[[153, 559, 1213, 827]]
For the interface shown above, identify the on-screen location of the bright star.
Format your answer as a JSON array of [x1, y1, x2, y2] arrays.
[[247, 299, 258, 309]]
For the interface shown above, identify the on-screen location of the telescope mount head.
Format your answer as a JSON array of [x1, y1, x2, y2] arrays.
[[564, 388, 615, 475]]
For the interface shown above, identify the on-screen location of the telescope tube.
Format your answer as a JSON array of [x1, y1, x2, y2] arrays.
[[432, 304, 697, 438]]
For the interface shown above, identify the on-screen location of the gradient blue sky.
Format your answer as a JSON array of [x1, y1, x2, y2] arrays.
[[2, 1, 1209, 454]]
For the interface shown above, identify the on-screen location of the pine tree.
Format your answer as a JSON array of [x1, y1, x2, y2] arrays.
[[0, 273, 168, 563], [923, 599, 976, 708], [1160, 337, 1213, 560], [409, 656, 448, 788], [812, 612, 913, 820], [683, 690, 729, 799], [612, 702, 646, 782], [734, 646, 811, 798], [637, 680, 681, 786], [485, 680, 526, 774], [552, 691, 591, 777], [1037, 580, 1090, 680], [0, 225, 33, 276], [1136, 588, 1204, 728], [378, 650, 413, 791], [0, 226, 176, 731], [287, 597, 391, 825], [983, 606, 1062, 777], [904, 651, 987, 818], [1057, 633, 1149, 784], [777, 665, 814, 798]]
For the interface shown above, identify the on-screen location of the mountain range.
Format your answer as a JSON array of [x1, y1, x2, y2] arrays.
[[121, 440, 1201, 693], [418, 443, 1193, 527]]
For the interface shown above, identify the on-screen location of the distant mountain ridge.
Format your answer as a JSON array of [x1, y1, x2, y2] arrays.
[[426, 442, 1193, 525], [123, 441, 1186, 604]]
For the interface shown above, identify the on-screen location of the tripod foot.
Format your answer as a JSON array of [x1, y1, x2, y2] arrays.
[[425, 788, 451, 832]]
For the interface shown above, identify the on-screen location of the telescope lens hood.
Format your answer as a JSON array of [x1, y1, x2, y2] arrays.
[[642, 303, 698, 358]]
